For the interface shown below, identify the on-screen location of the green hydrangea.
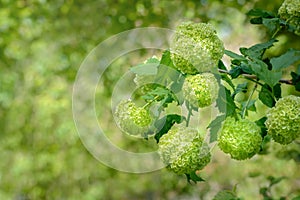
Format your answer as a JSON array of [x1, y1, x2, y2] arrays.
[[218, 117, 262, 160], [278, 0, 300, 35], [265, 95, 300, 144], [170, 22, 224, 74], [158, 125, 211, 175], [114, 100, 152, 136], [182, 73, 219, 108]]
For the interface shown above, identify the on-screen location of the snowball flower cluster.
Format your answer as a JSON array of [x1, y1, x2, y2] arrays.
[[171, 22, 224, 74], [182, 73, 219, 108], [218, 117, 262, 160], [114, 100, 152, 136], [158, 125, 211, 174], [265, 95, 300, 144]]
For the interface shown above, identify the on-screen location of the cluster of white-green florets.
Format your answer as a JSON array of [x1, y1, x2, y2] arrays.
[[158, 125, 211, 174], [218, 117, 262, 160], [114, 100, 152, 136], [265, 95, 300, 144], [170, 22, 225, 74], [278, 0, 300, 35], [182, 73, 219, 108]]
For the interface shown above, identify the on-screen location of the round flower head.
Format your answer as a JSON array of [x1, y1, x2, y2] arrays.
[[278, 0, 300, 35], [218, 117, 262, 160], [182, 73, 219, 108], [114, 100, 152, 136], [170, 22, 224, 74], [265, 95, 300, 144], [158, 125, 211, 175]]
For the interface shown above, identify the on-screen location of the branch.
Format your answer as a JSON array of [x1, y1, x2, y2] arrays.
[[217, 69, 293, 85]]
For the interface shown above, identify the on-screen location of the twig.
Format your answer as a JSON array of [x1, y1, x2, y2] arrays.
[[218, 69, 293, 85]]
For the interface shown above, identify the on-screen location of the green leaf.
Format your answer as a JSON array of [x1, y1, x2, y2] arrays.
[[218, 60, 227, 70], [155, 64, 180, 87], [174, 90, 184, 105], [262, 18, 280, 34], [267, 176, 286, 187], [259, 84, 275, 107], [170, 73, 185, 93], [217, 61, 235, 89], [207, 114, 226, 143], [148, 87, 169, 97], [141, 93, 156, 101], [141, 86, 177, 111], [273, 83, 281, 100], [259, 187, 269, 198], [130, 63, 158, 75], [213, 190, 240, 200], [240, 39, 278, 59], [258, 135, 271, 155], [240, 62, 254, 74], [216, 87, 237, 117], [291, 71, 300, 82], [255, 117, 268, 137], [249, 59, 282, 87], [185, 171, 205, 184], [229, 62, 253, 79], [247, 9, 275, 18], [250, 17, 263, 24], [291, 72, 300, 92], [154, 114, 185, 143], [241, 99, 256, 116], [145, 57, 160, 64], [229, 67, 243, 79], [160, 50, 175, 68], [221, 74, 235, 90], [247, 100, 256, 111], [130, 56, 159, 75], [271, 49, 300, 71], [152, 50, 181, 88], [232, 82, 248, 97], [225, 50, 246, 60]]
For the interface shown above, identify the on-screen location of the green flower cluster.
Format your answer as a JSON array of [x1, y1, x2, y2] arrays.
[[170, 22, 224, 74], [182, 73, 219, 108], [278, 0, 300, 35], [218, 117, 262, 160], [158, 125, 211, 175], [265, 95, 300, 144], [114, 100, 152, 136]]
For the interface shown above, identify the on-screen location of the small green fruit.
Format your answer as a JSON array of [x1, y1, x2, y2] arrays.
[[265, 95, 300, 144], [158, 125, 211, 174], [218, 117, 262, 160]]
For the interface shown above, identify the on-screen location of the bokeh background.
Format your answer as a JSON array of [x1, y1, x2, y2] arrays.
[[1, 0, 299, 199]]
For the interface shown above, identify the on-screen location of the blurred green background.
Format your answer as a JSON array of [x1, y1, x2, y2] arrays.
[[1, 0, 299, 199]]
